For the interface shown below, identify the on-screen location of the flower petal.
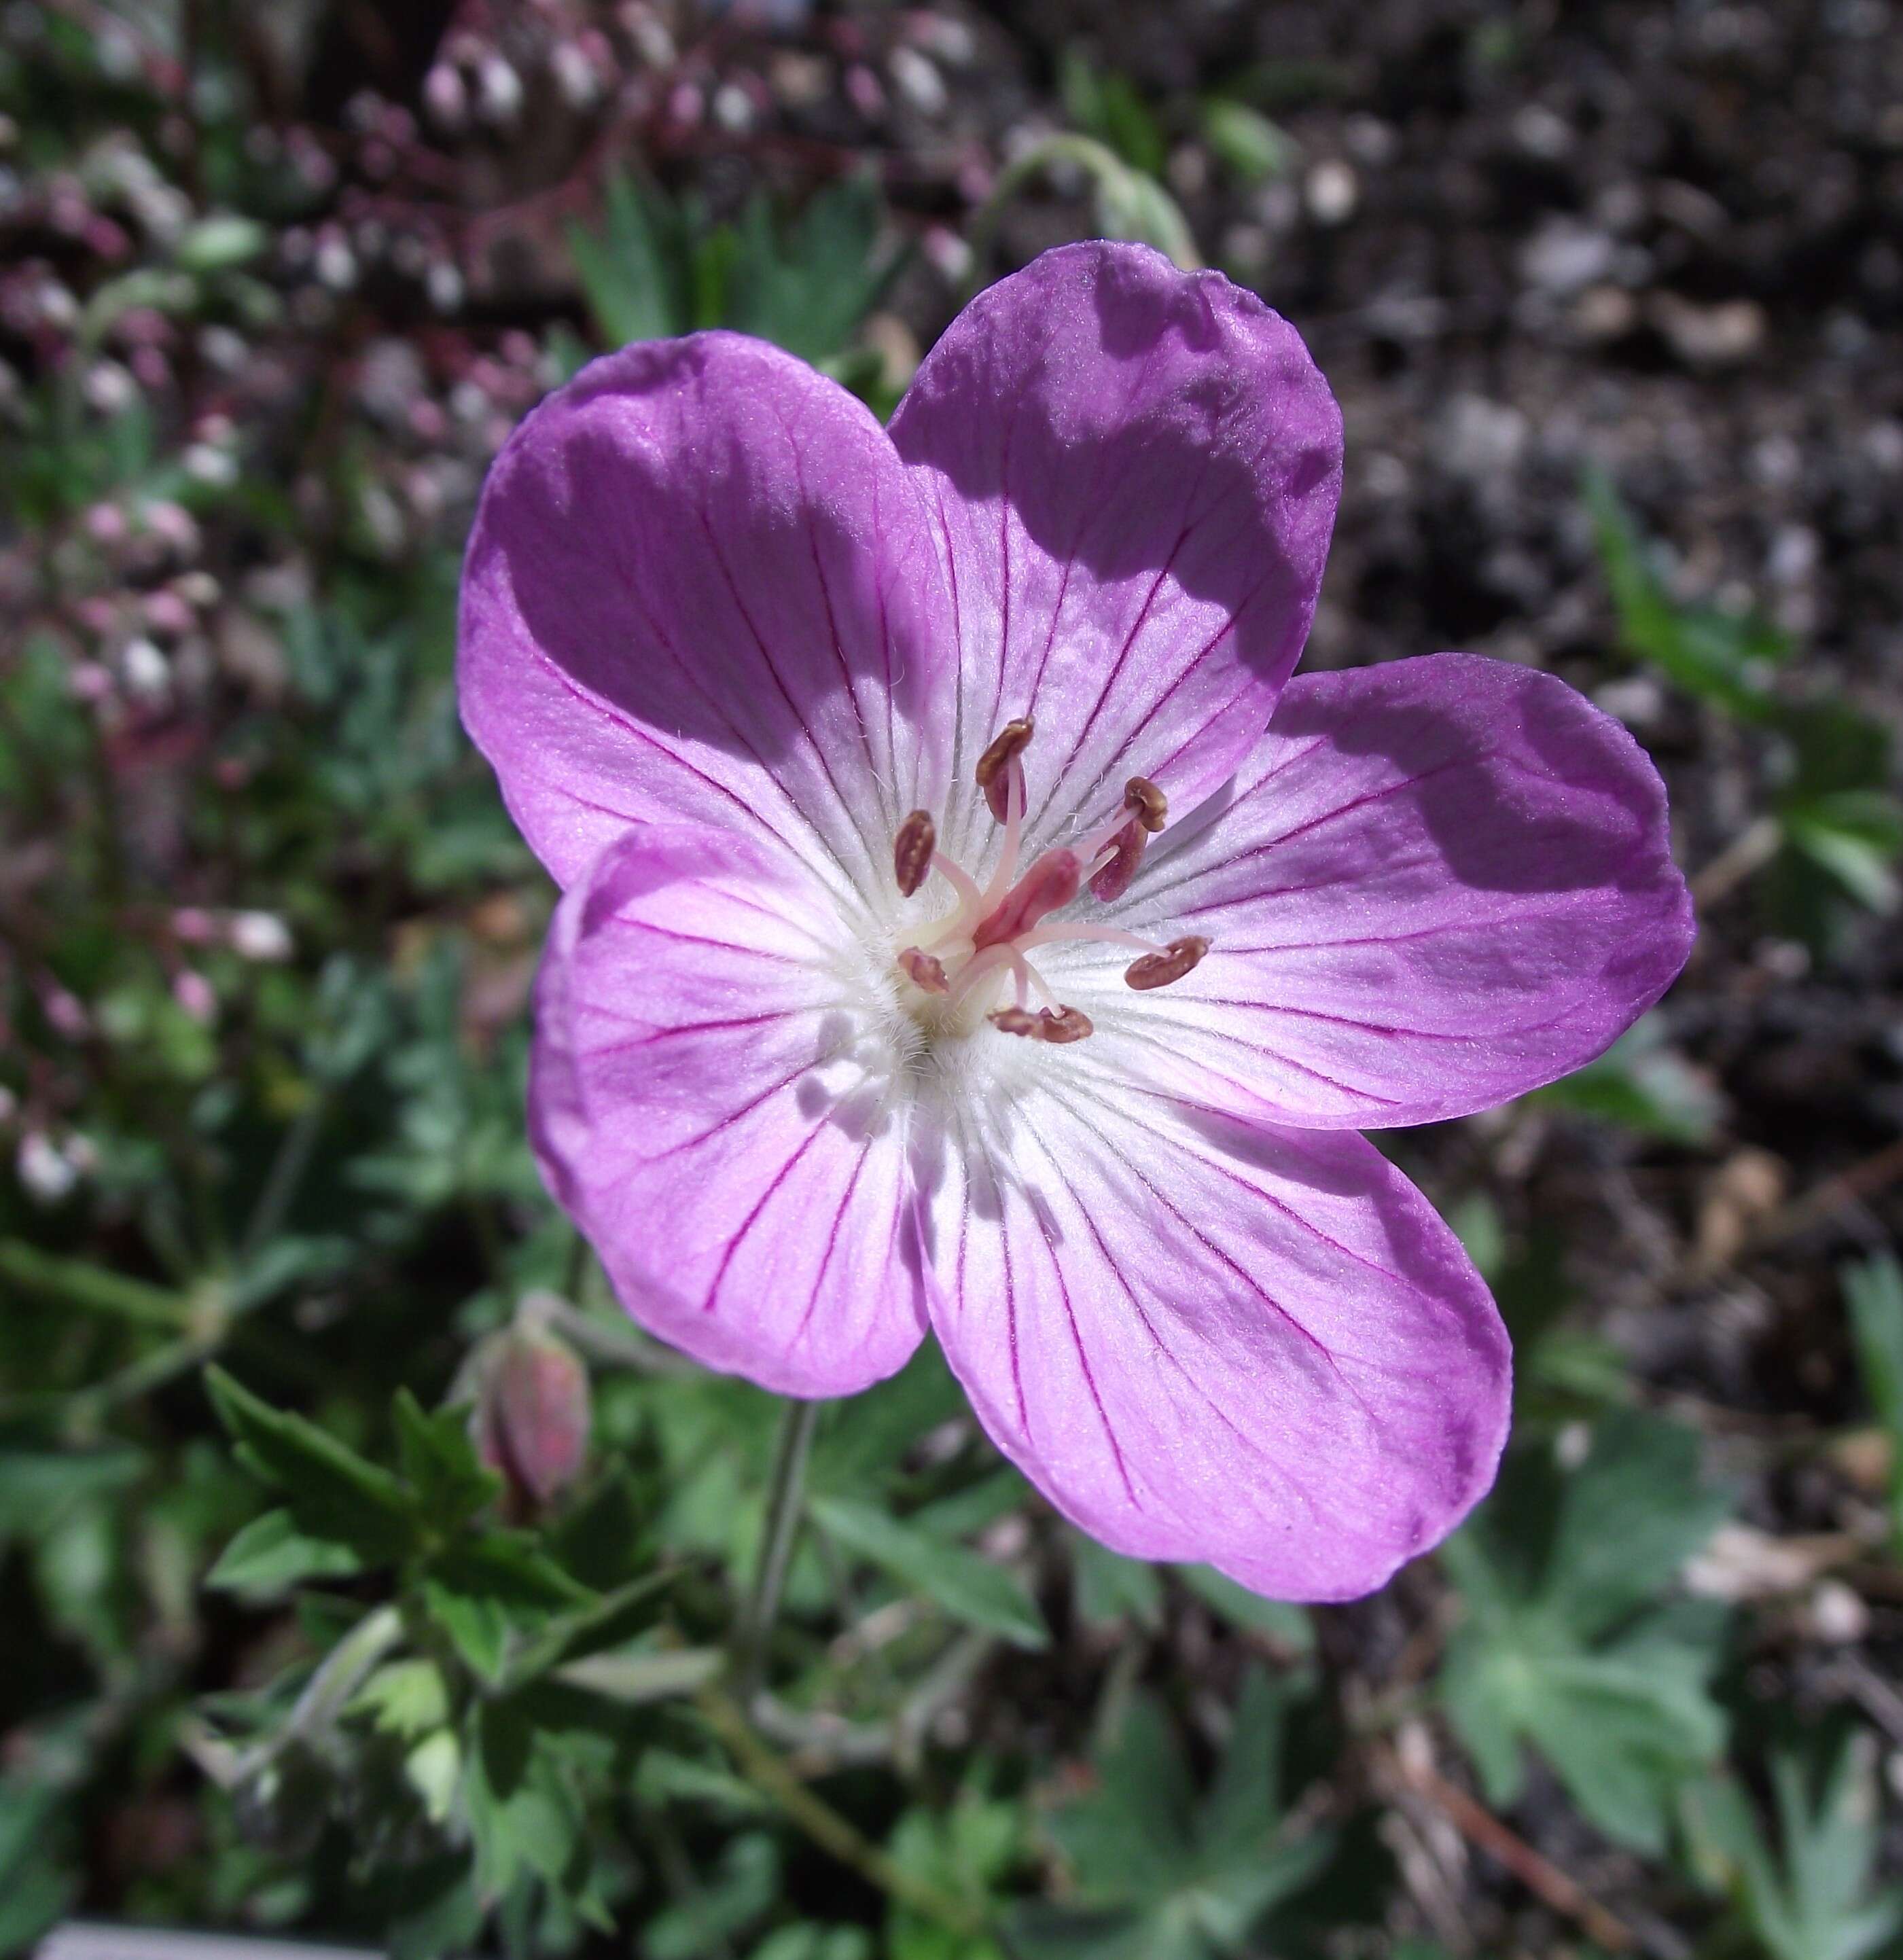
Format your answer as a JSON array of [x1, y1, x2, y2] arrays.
[[461, 333, 953, 900], [1093, 652, 1696, 1126], [889, 241, 1340, 863], [912, 1077, 1508, 1601], [532, 825, 926, 1396]]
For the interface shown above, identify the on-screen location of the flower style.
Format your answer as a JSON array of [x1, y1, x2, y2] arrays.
[[459, 242, 1694, 1601]]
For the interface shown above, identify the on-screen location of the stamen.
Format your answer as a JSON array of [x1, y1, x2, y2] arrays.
[[988, 1003, 1095, 1044], [893, 810, 936, 897], [1124, 775, 1167, 833], [1124, 935, 1209, 991], [980, 750, 1027, 907], [1088, 817, 1145, 902], [928, 850, 986, 920], [898, 946, 949, 993], [974, 717, 1034, 823]]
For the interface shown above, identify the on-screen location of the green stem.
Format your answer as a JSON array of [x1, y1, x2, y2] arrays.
[[697, 1688, 984, 1937], [0, 1239, 193, 1330], [736, 1397, 821, 1698], [239, 1088, 331, 1264]]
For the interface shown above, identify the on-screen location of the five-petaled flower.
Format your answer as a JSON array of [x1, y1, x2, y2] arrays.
[[459, 242, 1693, 1601]]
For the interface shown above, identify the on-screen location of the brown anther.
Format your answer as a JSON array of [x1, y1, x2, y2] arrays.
[[1124, 775, 1167, 833], [1036, 1004, 1095, 1044], [1088, 817, 1146, 903], [893, 809, 936, 897], [898, 946, 949, 993], [974, 717, 1034, 822], [988, 1003, 1096, 1044], [1124, 935, 1210, 991]]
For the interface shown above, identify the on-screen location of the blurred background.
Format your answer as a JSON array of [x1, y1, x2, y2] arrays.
[[3, 2, 1902, 1956]]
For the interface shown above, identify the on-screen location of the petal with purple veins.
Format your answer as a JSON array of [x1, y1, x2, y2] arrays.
[[912, 1077, 1510, 1603], [461, 332, 955, 900], [1092, 652, 1696, 1128], [531, 825, 926, 1397], [890, 241, 1341, 864]]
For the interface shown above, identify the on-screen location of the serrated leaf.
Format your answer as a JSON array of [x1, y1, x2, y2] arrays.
[[350, 1658, 451, 1739], [809, 1496, 1048, 1650], [1684, 1741, 1903, 1960], [1439, 1412, 1732, 1851], [424, 1579, 511, 1683], [393, 1389, 500, 1529], [1019, 1673, 1328, 1960], [206, 1506, 366, 1594], [204, 1365, 416, 1564]]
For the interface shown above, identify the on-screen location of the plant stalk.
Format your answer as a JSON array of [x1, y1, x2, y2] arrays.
[[736, 1396, 821, 1699]]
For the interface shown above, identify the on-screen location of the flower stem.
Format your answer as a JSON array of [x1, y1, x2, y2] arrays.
[[696, 1687, 985, 1937], [736, 1396, 821, 1699]]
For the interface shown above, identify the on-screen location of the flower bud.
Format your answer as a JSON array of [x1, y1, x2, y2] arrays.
[[474, 1310, 590, 1512]]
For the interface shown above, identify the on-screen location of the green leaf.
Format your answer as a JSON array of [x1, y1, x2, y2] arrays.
[[643, 1831, 779, 1960], [1781, 791, 1903, 913], [1530, 1015, 1723, 1145], [393, 1389, 501, 1530], [1439, 1412, 1732, 1851], [1071, 1533, 1164, 1633], [350, 1658, 452, 1740], [1684, 1741, 1903, 1960], [0, 1448, 145, 1541], [206, 1506, 367, 1594], [808, 1496, 1048, 1650], [567, 171, 692, 347], [1584, 467, 1788, 720], [887, 1785, 1022, 1960], [724, 176, 905, 366], [464, 1702, 584, 1897], [1014, 1671, 1329, 1960], [1199, 98, 1297, 183], [423, 1578, 512, 1683], [204, 1365, 416, 1564], [1843, 1255, 1903, 1548], [1174, 1565, 1314, 1654], [1061, 49, 1168, 177]]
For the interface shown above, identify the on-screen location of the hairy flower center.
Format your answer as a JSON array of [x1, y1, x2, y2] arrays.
[[889, 719, 1208, 1045]]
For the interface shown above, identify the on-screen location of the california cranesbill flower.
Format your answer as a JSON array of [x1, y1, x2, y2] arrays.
[[459, 243, 1692, 1600]]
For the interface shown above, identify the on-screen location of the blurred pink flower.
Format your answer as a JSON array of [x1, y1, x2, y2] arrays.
[[459, 243, 1693, 1599]]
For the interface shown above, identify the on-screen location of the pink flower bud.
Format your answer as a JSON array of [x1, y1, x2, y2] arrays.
[[474, 1317, 590, 1510]]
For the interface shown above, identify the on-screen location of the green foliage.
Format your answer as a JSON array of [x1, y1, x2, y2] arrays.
[[809, 1496, 1047, 1651], [1530, 1014, 1724, 1145], [1439, 1412, 1732, 1851], [1585, 466, 1792, 722], [1197, 98, 1297, 183], [567, 173, 904, 398], [1010, 1668, 1331, 1959], [1586, 470, 1903, 942], [1060, 50, 1169, 178], [1682, 1740, 1903, 1960], [1843, 1255, 1903, 1554]]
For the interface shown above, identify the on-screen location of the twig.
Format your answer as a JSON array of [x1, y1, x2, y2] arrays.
[[1391, 1749, 1641, 1954], [1689, 814, 1782, 909]]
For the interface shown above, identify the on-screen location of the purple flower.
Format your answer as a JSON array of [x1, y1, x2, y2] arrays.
[[459, 243, 1693, 1601]]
